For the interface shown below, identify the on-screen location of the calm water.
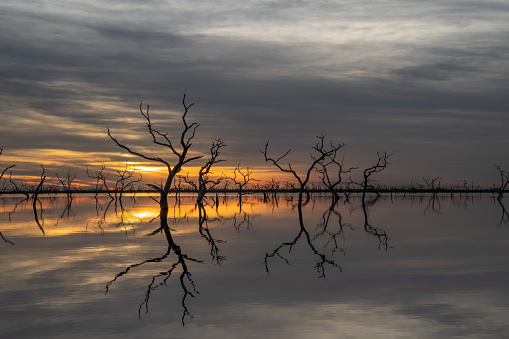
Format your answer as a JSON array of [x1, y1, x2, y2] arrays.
[[1, 193, 508, 338]]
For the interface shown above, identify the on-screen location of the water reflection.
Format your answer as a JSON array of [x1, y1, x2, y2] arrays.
[[265, 197, 343, 279], [0, 193, 508, 337], [106, 207, 201, 325]]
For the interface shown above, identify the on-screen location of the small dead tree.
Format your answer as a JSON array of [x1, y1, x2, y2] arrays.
[[86, 164, 114, 199], [423, 175, 442, 194], [360, 152, 392, 201], [223, 164, 257, 202], [495, 164, 509, 200], [197, 139, 226, 202], [316, 143, 357, 203], [0, 148, 16, 185], [32, 165, 46, 234], [107, 94, 202, 211], [55, 170, 76, 200], [114, 161, 142, 202], [262, 135, 343, 204]]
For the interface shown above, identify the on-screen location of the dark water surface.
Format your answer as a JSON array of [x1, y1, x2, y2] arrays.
[[1, 193, 508, 338]]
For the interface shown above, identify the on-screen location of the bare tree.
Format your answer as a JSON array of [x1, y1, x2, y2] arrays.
[[55, 170, 76, 201], [223, 164, 257, 203], [360, 152, 392, 201], [107, 94, 202, 211], [495, 164, 509, 200], [86, 164, 114, 199], [316, 144, 357, 203], [262, 135, 342, 204], [32, 165, 46, 234], [0, 148, 15, 185], [423, 175, 442, 194], [114, 161, 142, 202], [197, 139, 226, 202]]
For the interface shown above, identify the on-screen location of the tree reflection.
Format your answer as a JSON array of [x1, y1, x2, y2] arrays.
[[106, 208, 202, 325], [361, 195, 392, 250], [197, 198, 226, 265], [313, 199, 353, 255], [265, 198, 342, 279], [496, 197, 508, 227]]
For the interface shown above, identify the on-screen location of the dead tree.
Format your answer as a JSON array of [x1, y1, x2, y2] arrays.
[[495, 164, 509, 200], [223, 164, 257, 203], [316, 145, 356, 203], [360, 152, 392, 201], [32, 165, 46, 234], [197, 139, 226, 202], [423, 176, 442, 194], [86, 164, 114, 199], [107, 94, 202, 211], [262, 135, 343, 204], [177, 172, 198, 192], [0, 148, 16, 185], [114, 161, 142, 202], [55, 170, 76, 201]]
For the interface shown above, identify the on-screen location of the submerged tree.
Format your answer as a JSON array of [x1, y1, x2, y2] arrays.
[[55, 170, 76, 201], [0, 148, 16, 188], [262, 135, 343, 204], [360, 152, 392, 200], [495, 164, 509, 200], [223, 164, 257, 204], [107, 95, 202, 211]]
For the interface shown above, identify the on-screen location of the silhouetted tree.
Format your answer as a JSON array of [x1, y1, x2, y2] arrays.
[[55, 170, 76, 201], [0, 148, 15, 185], [495, 164, 509, 200], [315, 142, 356, 203], [107, 94, 202, 211], [197, 139, 226, 201], [423, 175, 442, 194], [262, 135, 342, 204], [114, 161, 142, 203], [86, 164, 114, 199], [359, 152, 392, 200], [32, 165, 46, 234], [223, 164, 257, 203]]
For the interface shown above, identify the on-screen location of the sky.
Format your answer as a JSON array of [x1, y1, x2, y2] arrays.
[[1, 0, 508, 188]]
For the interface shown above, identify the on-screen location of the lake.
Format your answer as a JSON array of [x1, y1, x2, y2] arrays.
[[1, 193, 508, 338]]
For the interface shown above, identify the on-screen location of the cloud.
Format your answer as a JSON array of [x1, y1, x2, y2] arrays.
[[1, 0, 508, 186]]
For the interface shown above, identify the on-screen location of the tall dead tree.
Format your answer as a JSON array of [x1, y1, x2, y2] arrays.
[[360, 152, 392, 201], [0, 148, 16, 186], [197, 139, 226, 202], [495, 164, 509, 200], [55, 170, 76, 201], [223, 164, 257, 203], [86, 164, 114, 199], [107, 94, 202, 211], [114, 161, 142, 202], [262, 135, 343, 204], [32, 165, 47, 234], [316, 144, 356, 203]]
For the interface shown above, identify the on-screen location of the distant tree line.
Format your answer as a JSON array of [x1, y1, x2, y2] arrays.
[[1, 96, 508, 203]]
